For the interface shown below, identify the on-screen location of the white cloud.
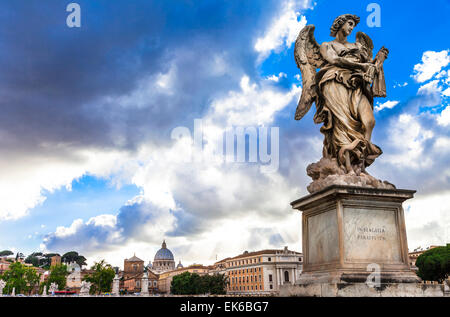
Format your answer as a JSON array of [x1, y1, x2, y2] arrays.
[[254, 0, 310, 62], [207, 75, 301, 127], [412, 50, 450, 83], [443, 87, 450, 97], [411, 49, 450, 126], [383, 114, 434, 169], [433, 136, 450, 152], [374, 100, 399, 112], [0, 147, 137, 221], [266, 72, 287, 82], [417, 79, 442, 95], [436, 105, 450, 126], [405, 191, 450, 250], [393, 82, 408, 88]]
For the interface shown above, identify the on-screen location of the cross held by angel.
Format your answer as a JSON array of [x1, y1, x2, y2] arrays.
[[295, 14, 389, 177]]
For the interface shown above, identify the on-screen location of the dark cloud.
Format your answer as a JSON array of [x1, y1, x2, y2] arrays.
[[0, 0, 279, 154]]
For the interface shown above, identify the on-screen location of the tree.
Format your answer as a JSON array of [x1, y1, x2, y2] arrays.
[[45, 264, 68, 290], [0, 250, 13, 257], [0, 262, 41, 295], [15, 252, 25, 261], [40, 253, 60, 269], [170, 272, 227, 295], [415, 245, 449, 283], [25, 252, 43, 267], [83, 260, 115, 295], [61, 251, 87, 267], [205, 274, 228, 295]]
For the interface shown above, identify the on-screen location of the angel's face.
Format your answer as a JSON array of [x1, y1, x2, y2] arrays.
[[340, 19, 356, 36]]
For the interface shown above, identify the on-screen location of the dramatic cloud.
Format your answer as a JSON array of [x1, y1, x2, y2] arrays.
[[0, 0, 284, 221]]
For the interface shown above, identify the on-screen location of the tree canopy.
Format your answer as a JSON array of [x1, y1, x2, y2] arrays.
[[0, 262, 40, 295], [61, 251, 87, 267], [170, 272, 227, 295], [24, 252, 60, 269], [0, 250, 14, 257], [83, 260, 115, 295], [415, 245, 450, 283], [45, 264, 69, 291]]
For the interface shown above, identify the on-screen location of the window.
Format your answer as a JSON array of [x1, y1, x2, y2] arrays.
[[268, 257, 271, 262], [269, 285, 273, 290], [284, 271, 290, 282], [269, 274, 272, 282]]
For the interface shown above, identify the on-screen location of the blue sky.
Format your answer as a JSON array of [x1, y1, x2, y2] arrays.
[[0, 0, 449, 268]]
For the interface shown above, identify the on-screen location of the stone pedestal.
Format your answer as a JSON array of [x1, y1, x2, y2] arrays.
[[291, 185, 420, 286]]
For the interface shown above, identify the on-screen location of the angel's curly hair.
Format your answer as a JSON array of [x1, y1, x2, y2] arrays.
[[330, 14, 360, 37]]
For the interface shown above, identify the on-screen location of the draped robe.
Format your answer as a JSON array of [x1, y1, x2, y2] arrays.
[[313, 42, 382, 169]]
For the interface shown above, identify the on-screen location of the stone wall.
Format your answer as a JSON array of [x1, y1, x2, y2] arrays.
[[279, 281, 450, 297]]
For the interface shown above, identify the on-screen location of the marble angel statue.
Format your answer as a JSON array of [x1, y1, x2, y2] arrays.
[[294, 14, 393, 193]]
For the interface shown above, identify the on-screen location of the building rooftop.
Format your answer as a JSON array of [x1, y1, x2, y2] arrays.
[[220, 248, 302, 262], [126, 254, 144, 262]]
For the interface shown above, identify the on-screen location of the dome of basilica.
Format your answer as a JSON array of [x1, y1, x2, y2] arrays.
[[154, 240, 174, 261]]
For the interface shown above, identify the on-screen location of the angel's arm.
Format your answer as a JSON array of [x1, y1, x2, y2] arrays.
[[319, 43, 370, 71]]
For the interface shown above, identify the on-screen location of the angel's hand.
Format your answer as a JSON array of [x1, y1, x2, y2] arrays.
[[361, 63, 375, 72]]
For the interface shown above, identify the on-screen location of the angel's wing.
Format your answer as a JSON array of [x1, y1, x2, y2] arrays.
[[294, 25, 326, 121], [356, 31, 374, 60]]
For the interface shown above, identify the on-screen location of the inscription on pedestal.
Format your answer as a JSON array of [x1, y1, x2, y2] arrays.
[[356, 226, 386, 241], [343, 207, 402, 263]]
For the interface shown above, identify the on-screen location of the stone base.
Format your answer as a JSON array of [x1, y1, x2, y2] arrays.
[[297, 270, 420, 285], [291, 185, 420, 286], [279, 282, 447, 297]]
